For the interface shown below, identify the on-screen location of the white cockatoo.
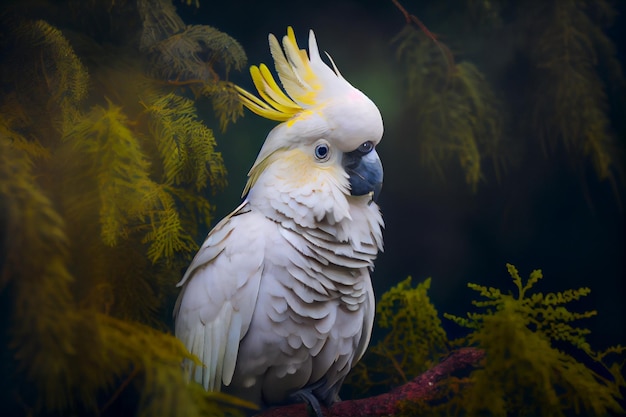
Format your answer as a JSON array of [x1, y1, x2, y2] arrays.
[[174, 27, 384, 412]]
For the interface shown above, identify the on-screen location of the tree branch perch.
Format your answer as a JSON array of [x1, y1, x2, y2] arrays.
[[255, 347, 484, 417]]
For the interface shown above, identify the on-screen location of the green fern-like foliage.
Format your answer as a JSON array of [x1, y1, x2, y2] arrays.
[[12, 19, 87, 132], [0, 2, 249, 415], [0, 136, 252, 417], [139, 0, 246, 131], [394, 24, 503, 190], [0, 132, 77, 412], [346, 265, 624, 416], [523, 0, 623, 183], [347, 277, 449, 394], [143, 92, 227, 191], [445, 264, 625, 417], [392, 1, 624, 195]]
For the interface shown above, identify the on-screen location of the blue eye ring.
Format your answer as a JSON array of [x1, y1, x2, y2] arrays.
[[358, 141, 374, 155], [314, 142, 330, 161]]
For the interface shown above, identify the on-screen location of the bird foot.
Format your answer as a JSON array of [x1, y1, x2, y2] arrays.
[[290, 386, 324, 417]]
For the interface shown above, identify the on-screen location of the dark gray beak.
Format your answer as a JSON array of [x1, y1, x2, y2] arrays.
[[342, 149, 383, 202]]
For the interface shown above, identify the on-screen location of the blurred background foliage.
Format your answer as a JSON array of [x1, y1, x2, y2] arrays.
[[0, 0, 624, 416], [0, 0, 250, 415]]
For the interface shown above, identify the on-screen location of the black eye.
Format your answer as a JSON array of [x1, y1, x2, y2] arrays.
[[358, 141, 374, 154], [314, 143, 330, 161]]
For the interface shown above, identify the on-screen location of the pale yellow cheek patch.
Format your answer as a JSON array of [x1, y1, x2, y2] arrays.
[[244, 148, 345, 198], [280, 149, 339, 188]]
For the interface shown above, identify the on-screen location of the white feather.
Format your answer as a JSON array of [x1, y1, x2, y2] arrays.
[[173, 203, 267, 391]]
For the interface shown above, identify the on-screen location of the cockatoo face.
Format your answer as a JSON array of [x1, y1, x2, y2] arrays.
[[236, 27, 384, 204]]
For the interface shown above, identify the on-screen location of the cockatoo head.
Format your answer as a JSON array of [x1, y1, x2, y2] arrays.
[[236, 27, 383, 223]]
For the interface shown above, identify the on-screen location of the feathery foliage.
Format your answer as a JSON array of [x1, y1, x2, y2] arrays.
[[0, 1, 248, 415], [0, 134, 77, 411], [523, 0, 623, 183], [145, 24, 247, 80], [16, 19, 88, 131], [65, 102, 156, 246], [0, 134, 250, 416], [443, 264, 624, 417], [143, 92, 226, 191], [139, 0, 246, 131], [394, 24, 503, 190], [2, 19, 87, 139], [392, 1, 624, 196], [347, 277, 449, 394], [346, 265, 625, 416]]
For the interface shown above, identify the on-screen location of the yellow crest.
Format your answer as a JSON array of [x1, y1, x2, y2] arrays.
[[235, 27, 343, 122]]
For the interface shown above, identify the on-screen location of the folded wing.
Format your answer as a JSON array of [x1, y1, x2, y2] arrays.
[[173, 202, 266, 390]]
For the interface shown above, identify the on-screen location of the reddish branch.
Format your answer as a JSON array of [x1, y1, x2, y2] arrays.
[[391, 0, 456, 78], [391, 0, 438, 41], [255, 347, 484, 417]]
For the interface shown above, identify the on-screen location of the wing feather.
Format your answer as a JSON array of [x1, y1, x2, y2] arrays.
[[174, 202, 269, 391]]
